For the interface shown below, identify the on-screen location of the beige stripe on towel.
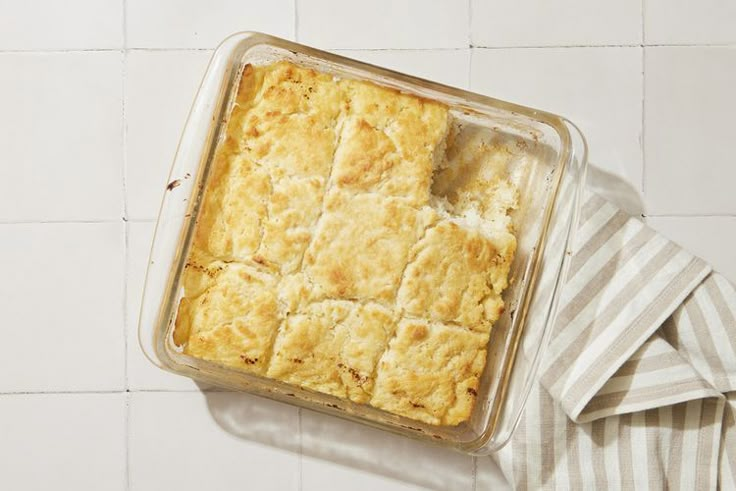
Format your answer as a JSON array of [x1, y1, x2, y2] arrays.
[[491, 190, 736, 489]]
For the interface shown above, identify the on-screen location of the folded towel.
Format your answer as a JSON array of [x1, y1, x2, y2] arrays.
[[494, 190, 736, 489]]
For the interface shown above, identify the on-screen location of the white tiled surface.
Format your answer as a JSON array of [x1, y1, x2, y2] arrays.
[[297, 0, 469, 49], [125, 0, 294, 49], [125, 221, 198, 390], [129, 392, 299, 490], [0, 0, 123, 50], [644, 0, 736, 45], [0, 223, 125, 392], [471, 47, 643, 188], [0, 394, 126, 490], [470, 0, 642, 47], [0, 1, 734, 490], [125, 50, 212, 220], [0, 52, 123, 222], [644, 46, 736, 215]]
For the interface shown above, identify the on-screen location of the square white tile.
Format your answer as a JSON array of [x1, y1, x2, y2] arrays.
[[126, 221, 200, 390], [471, 47, 643, 189], [0, 223, 125, 391], [646, 216, 736, 284], [126, 0, 294, 49], [0, 393, 125, 490], [301, 456, 428, 491], [644, 47, 736, 215], [296, 0, 469, 49], [125, 50, 212, 220], [0, 0, 122, 50], [300, 410, 474, 491], [645, 0, 736, 45], [333, 49, 471, 89], [129, 392, 299, 490], [471, 0, 641, 47], [0, 52, 123, 222]]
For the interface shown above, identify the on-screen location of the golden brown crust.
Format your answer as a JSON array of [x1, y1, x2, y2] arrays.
[[192, 155, 271, 259], [267, 301, 352, 397], [370, 319, 489, 426], [330, 81, 449, 206], [397, 220, 512, 331], [258, 175, 326, 274], [267, 301, 397, 403], [174, 261, 280, 375], [236, 61, 343, 180], [345, 80, 449, 163], [332, 117, 424, 202], [303, 190, 438, 303], [337, 303, 398, 402], [176, 61, 518, 426]]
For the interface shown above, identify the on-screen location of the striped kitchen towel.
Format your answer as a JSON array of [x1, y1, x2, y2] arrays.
[[493, 191, 736, 489]]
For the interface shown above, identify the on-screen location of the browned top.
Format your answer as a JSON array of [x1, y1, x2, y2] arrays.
[[174, 61, 517, 426]]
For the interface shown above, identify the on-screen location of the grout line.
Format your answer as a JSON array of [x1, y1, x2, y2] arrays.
[[0, 44, 734, 56], [471, 43, 642, 49], [0, 390, 126, 396], [122, 0, 128, 50], [127, 217, 157, 223], [471, 43, 641, 49], [640, 0, 647, 199], [0, 47, 214, 54], [126, 218, 157, 223], [0, 218, 158, 225], [293, 0, 299, 42], [126, 47, 214, 51], [641, 45, 646, 197], [471, 42, 736, 49], [467, 0, 472, 49], [467, 46, 474, 91], [123, 221, 130, 393], [122, 0, 130, 408], [124, 392, 131, 491], [0, 48, 123, 54], [122, 1, 128, 221], [0, 218, 127, 225], [644, 213, 736, 218], [641, 0, 647, 45]]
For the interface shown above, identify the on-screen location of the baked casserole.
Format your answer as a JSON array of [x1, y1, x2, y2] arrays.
[[173, 61, 518, 426]]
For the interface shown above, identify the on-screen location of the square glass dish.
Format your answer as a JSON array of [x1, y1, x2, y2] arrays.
[[138, 32, 587, 454]]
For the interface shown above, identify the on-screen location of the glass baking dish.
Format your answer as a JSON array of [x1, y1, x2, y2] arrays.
[[138, 32, 587, 455]]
